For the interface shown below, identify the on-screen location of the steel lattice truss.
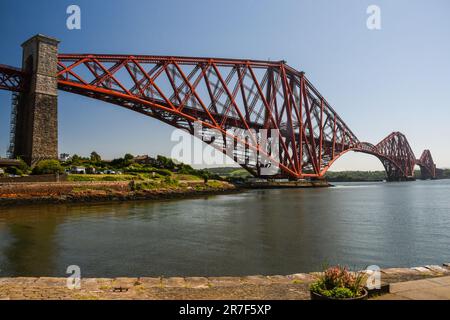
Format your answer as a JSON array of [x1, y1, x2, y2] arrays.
[[57, 54, 361, 179], [0, 64, 27, 92], [359, 132, 417, 180], [417, 150, 436, 179], [0, 55, 438, 180]]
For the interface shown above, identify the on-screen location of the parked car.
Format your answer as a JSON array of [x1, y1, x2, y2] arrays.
[[71, 166, 86, 174]]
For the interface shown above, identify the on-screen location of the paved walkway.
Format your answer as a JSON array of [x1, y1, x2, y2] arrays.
[[374, 275, 450, 300], [1, 266, 449, 300]]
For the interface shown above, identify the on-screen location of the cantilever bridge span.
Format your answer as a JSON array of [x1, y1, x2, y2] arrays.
[[0, 35, 438, 181]]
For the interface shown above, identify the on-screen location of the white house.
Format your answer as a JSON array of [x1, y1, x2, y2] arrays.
[[60, 153, 70, 162], [71, 166, 86, 174]]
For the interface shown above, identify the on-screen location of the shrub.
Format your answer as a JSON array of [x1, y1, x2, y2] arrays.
[[206, 180, 223, 188], [163, 175, 178, 186], [32, 160, 64, 175], [129, 180, 159, 191], [153, 168, 172, 176], [177, 164, 196, 175], [101, 175, 124, 181], [309, 265, 366, 299], [15, 158, 30, 174], [330, 287, 355, 299], [123, 164, 157, 174], [156, 155, 176, 169], [5, 166, 23, 176]]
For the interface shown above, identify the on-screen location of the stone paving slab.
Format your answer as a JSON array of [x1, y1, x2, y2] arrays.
[[82, 278, 114, 291], [139, 277, 162, 288], [394, 289, 449, 300], [425, 265, 449, 273], [161, 277, 186, 288], [375, 275, 450, 300], [427, 276, 450, 286], [373, 293, 411, 300], [242, 276, 272, 285], [411, 266, 434, 274], [34, 277, 67, 287], [287, 273, 316, 283], [267, 275, 294, 284], [184, 277, 209, 289], [390, 279, 442, 293], [422, 286, 450, 299], [208, 276, 243, 287], [381, 267, 418, 275]]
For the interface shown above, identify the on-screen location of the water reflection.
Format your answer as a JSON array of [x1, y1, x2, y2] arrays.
[[0, 180, 450, 277]]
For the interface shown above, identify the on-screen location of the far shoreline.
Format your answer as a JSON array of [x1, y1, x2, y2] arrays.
[[0, 180, 241, 208], [0, 178, 335, 208], [4, 178, 442, 208]]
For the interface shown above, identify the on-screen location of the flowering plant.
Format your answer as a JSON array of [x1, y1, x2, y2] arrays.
[[310, 265, 367, 299]]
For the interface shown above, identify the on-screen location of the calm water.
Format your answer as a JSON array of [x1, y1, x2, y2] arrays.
[[1, 180, 449, 277]]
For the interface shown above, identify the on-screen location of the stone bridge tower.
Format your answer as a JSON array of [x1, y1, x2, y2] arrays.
[[13, 34, 59, 166]]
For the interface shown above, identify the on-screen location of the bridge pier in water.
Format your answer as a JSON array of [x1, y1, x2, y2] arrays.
[[12, 34, 59, 166]]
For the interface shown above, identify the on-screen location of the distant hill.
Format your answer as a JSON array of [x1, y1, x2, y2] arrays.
[[325, 171, 386, 182], [205, 167, 450, 181]]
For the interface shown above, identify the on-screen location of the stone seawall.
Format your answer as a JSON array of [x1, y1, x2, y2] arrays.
[[0, 173, 68, 183], [1, 264, 449, 300]]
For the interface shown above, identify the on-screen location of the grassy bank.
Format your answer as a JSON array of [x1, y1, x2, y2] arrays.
[[0, 179, 238, 206]]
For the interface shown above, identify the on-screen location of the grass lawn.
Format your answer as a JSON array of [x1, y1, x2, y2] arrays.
[[67, 174, 137, 182]]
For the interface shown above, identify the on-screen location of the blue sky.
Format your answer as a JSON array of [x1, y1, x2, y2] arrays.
[[0, 0, 449, 170]]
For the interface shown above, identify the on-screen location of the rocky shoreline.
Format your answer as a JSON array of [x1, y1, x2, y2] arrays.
[[0, 180, 239, 207], [0, 178, 334, 207], [1, 264, 449, 300]]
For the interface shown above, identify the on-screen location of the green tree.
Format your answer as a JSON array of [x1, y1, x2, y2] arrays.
[[15, 158, 30, 174], [124, 153, 134, 161], [32, 160, 64, 175], [156, 155, 175, 169], [6, 166, 23, 176], [90, 151, 102, 162], [71, 154, 82, 165]]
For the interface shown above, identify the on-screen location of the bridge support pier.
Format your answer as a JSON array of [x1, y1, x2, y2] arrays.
[[13, 34, 59, 166], [386, 176, 416, 182]]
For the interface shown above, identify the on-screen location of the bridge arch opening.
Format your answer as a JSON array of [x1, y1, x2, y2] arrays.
[[325, 151, 385, 173], [320, 149, 401, 182]]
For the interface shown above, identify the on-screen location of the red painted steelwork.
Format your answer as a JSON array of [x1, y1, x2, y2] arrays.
[[417, 150, 436, 179], [0, 64, 27, 92], [367, 132, 416, 181], [55, 54, 437, 180], [0, 55, 439, 180]]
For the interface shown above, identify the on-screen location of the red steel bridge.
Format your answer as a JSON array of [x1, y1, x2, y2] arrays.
[[0, 35, 439, 181]]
